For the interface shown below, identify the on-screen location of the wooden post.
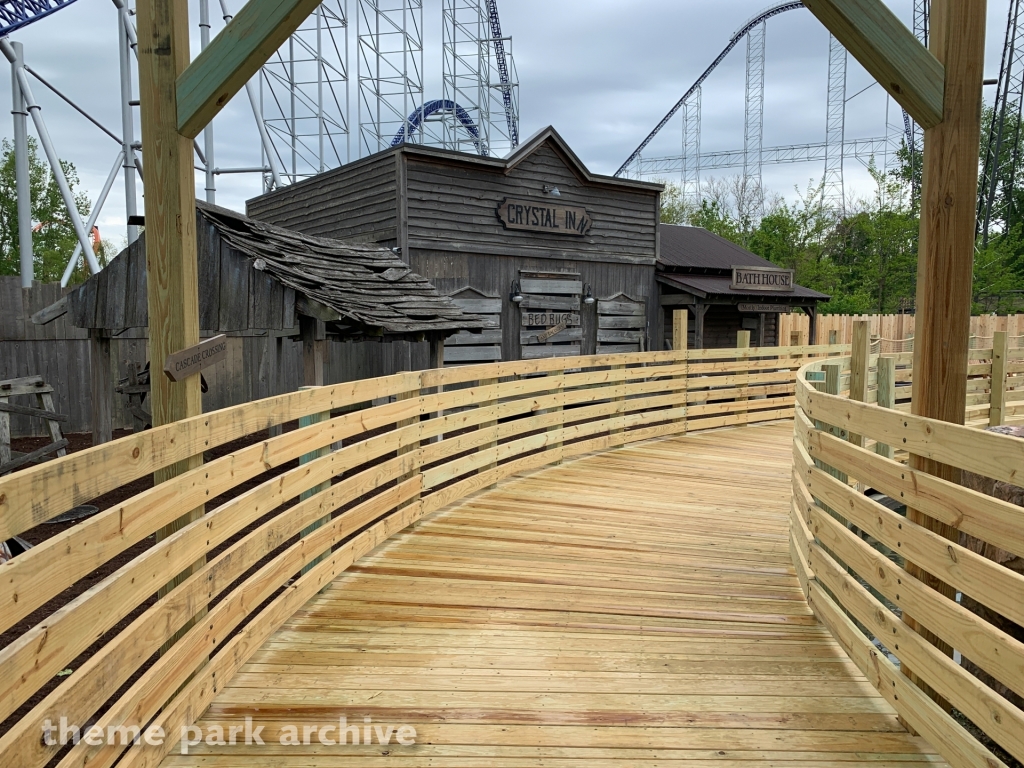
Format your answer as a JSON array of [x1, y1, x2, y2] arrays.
[[669, 314, 689, 427], [89, 329, 113, 445], [0, 394, 9, 467], [137, 0, 204, 599], [848, 320, 870, 447], [736, 330, 750, 418], [478, 376, 498, 489], [396, 372, 422, 505], [904, 0, 987, 709], [691, 304, 708, 350], [427, 335, 444, 444], [875, 355, 896, 459], [817, 363, 850, 486], [672, 309, 688, 352], [546, 368, 564, 463], [612, 363, 626, 437], [990, 330, 1008, 427], [300, 315, 326, 387], [298, 387, 331, 575]]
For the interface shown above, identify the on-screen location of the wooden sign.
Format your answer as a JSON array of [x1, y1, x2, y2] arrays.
[[738, 303, 792, 313], [536, 322, 568, 342], [521, 311, 580, 327], [731, 266, 794, 292], [163, 334, 228, 382], [496, 198, 593, 236]]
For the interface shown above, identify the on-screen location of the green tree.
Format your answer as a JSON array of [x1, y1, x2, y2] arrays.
[[0, 136, 97, 284]]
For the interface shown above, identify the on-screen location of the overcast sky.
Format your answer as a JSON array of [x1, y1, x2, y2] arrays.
[[0, 0, 1012, 250]]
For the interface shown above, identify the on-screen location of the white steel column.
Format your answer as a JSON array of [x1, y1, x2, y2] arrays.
[[10, 41, 33, 287], [199, 0, 215, 203], [0, 38, 99, 275], [117, 4, 140, 244]]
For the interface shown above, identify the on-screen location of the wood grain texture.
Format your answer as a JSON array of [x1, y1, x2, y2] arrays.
[[176, 0, 322, 137], [155, 421, 944, 767], [905, 0, 987, 673], [136, 0, 205, 599]]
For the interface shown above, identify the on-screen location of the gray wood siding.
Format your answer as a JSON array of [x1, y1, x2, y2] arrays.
[[404, 250, 658, 361], [246, 153, 398, 243], [405, 144, 658, 265]]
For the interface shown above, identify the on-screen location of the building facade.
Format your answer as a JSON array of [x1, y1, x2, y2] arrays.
[[248, 127, 664, 362]]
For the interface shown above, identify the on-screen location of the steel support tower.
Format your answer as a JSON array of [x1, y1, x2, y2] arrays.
[[681, 89, 701, 206], [357, 0, 424, 156], [260, 0, 350, 185], [822, 33, 847, 212], [744, 22, 766, 203], [441, 0, 491, 154], [440, 0, 518, 156]]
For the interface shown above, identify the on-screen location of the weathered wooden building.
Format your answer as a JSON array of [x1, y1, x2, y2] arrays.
[[22, 202, 480, 440], [247, 127, 665, 361], [657, 225, 829, 348]]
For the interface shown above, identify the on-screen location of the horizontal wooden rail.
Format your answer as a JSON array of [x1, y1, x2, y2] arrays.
[[791, 352, 1024, 768], [0, 342, 843, 768]]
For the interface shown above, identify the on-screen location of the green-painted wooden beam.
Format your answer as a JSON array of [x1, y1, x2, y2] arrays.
[[803, 0, 945, 129], [175, 0, 321, 139]]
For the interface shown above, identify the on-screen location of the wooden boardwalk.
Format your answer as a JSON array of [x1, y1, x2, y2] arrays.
[[165, 421, 946, 767]]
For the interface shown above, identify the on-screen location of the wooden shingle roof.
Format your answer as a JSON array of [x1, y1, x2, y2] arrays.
[[199, 202, 481, 336], [66, 202, 483, 339]]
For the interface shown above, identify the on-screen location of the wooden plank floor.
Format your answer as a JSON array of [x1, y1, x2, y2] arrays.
[[166, 422, 947, 767]]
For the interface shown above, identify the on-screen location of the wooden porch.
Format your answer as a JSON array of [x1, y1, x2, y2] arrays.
[[166, 421, 945, 767]]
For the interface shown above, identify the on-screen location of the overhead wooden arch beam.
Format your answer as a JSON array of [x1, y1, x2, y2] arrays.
[[175, 0, 322, 139], [802, 0, 945, 129]]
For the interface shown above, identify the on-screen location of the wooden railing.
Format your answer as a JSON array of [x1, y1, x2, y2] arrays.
[[791, 346, 1024, 768], [0, 343, 840, 768]]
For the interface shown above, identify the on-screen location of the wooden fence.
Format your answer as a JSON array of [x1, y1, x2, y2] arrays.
[[0, 342, 842, 768], [791, 340, 1024, 768], [778, 311, 1024, 350]]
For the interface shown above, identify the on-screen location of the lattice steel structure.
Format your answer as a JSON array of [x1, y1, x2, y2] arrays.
[[356, 0, 424, 156], [638, 137, 889, 177], [439, 0, 518, 156], [441, 0, 490, 154], [681, 89, 701, 205], [259, 0, 350, 187], [822, 33, 847, 212], [979, 0, 1024, 245], [617, 1, 899, 213], [744, 22, 766, 200]]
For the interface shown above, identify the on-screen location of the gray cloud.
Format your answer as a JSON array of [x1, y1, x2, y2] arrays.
[[0, 0, 1010, 249]]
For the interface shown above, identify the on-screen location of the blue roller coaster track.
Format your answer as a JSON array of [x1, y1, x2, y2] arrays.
[[615, 1, 804, 177], [0, 0, 79, 37], [392, 99, 486, 154]]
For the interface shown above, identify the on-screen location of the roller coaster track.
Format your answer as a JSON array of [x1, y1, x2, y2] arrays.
[[0, 0, 78, 37], [486, 0, 518, 147], [615, 1, 804, 178]]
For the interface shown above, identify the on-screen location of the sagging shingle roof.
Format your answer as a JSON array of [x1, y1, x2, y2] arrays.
[[66, 203, 483, 338], [198, 202, 481, 335]]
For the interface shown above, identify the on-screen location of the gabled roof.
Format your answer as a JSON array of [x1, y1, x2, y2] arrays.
[[501, 126, 664, 191], [659, 224, 778, 272]]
